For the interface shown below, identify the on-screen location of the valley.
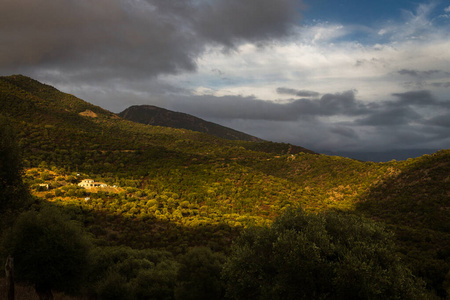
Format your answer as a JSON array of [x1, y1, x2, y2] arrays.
[[1, 75, 449, 299]]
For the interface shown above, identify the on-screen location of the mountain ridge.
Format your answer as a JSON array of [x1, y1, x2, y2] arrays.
[[323, 148, 441, 162], [119, 104, 262, 142]]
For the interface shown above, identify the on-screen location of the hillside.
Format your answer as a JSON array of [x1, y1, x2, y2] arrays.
[[0, 75, 314, 168], [0, 74, 392, 241], [1, 74, 450, 297], [119, 105, 261, 142], [324, 148, 441, 162], [356, 150, 450, 293]]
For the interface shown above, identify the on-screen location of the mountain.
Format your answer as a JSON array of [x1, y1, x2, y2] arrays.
[[324, 148, 441, 162], [0, 74, 390, 224], [0, 75, 312, 165], [1, 74, 450, 296], [119, 105, 261, 142]]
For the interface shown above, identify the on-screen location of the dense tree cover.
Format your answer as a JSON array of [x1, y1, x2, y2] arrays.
[[88, 246, 178, 300], [84, 244, 226, 300], [22, 163, 393, 254], [357, 150, 450, 296], [2, 75, 450, 298], [223, 208, 429, 300], [3, 206, 92, 299], [175, 247, 226, 300]]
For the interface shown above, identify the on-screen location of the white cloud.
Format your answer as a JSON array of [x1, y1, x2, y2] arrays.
[[162, 19, 450, 104]]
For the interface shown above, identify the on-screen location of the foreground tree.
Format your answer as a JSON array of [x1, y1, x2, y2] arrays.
[[0, 115, 28, 214], [89, 246, 178, 299], [175, 247, 226, 300], [4, 206, 91, 300], [223, 208, 429, 300]]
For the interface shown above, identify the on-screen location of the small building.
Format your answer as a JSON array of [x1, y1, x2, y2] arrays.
[[78, 179, 108, 189], [38, 184, 49, 190], [78, 179, 94, 188]]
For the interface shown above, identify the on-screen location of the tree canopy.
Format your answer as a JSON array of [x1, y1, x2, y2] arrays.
[[175, 247, 226, 300], [0, 115, 28, 214], [4, 206, 92, 299], [223, 208, 429, 300]]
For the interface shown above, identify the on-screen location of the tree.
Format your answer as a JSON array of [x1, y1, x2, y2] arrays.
[[222, 208, 429, 300], [0, 115, 28, 214], [4, 206, 91, 300], [175, 247, 226, 300], [89, 246, 178, 300]]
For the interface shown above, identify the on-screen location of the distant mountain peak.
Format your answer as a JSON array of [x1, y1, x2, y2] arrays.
[[119, 105, 262, 142]]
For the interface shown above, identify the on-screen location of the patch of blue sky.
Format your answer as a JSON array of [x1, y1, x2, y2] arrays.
[[300, 1, 450, 43], [185, 75, 260, 93], [301, 0, 413, 24]]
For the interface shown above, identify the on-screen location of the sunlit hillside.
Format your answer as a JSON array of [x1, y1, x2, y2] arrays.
[[1, 75, 449, 298]]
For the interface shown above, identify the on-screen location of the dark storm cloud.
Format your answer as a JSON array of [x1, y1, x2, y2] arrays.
[[163, 87, 449, 152], [389, 90, 450, 110], [431, 82, 450, 88], [194, 0, 301, 46], [426, 113, 450, 128], [330, 126, 359, 139], [353, 90, 450, 126], [355, 107, 421, 126], [0, 0, 301, 79], [168, 89, 450, 127], [398, 69, 441, 77], [276, 87, 320, 97], [391, 90, 438, 106], [398, 69, 419, 77], [173, 90, 366, 121], [316, 90, 368, 115], [173, 94, 301, 121]]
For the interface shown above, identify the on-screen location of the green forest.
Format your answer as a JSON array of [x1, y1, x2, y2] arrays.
[[1, 75, 450, 299]]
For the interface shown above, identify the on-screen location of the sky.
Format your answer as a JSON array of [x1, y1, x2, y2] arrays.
[[1, 0, 450, 156]]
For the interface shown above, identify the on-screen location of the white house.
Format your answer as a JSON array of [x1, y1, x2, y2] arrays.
[[78, 179, 108, 189], [38, 183, 49, 190]]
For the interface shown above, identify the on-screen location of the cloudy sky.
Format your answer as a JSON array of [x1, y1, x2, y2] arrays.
[[1, 0, 450, 155]]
